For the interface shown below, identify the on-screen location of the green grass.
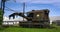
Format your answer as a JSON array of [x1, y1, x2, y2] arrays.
[[0, 26, 60, 32]]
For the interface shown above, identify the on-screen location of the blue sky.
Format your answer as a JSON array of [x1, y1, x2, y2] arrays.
[[0, 0, 60, 17]]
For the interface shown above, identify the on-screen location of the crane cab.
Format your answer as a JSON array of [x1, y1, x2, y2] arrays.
[[26, 9, 50, 23]]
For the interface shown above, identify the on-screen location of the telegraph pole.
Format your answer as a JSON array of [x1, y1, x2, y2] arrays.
[[23, 2, 25, 21], [1, 0, 2, 9], [1, 0, 6, 15]]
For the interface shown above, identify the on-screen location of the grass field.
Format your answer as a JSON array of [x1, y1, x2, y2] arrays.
[[0, 26, 60, 32]]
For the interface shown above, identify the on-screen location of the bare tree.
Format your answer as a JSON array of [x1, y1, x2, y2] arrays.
[[0, 0, 15, 25]]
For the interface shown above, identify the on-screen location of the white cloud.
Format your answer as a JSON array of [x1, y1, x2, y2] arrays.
[[15, 0, 60, 4], [15, 0, 60, 8], [15, 0, 31, 3], [53, 3, 60, 8], [1, 0, 60, 4], [3, 16, 10, 21], [49, 16, 60, 21], [3, 16, 27, 21], [31, 0, 60, 4]]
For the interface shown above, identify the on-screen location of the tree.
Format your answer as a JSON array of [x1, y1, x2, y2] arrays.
[[0, 0, 8, 25], [1, 0, 9, 14], [0, 8, 3, 25], [1, 0, 16, 14], [0, 0, 16, 25]]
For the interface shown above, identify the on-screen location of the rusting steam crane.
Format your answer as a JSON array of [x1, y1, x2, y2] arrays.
[[9, 9, 50, 28]]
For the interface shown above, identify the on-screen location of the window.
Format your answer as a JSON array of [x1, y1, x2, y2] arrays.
[[27, 13, 34, 17], [37, 14, 40, 17]]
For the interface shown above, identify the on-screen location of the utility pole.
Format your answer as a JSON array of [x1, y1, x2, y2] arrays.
[[23, 2, 25, 21], [1, 0, 2, 9], [1, 0, 6, 15], [2, 0, 6, 14]]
